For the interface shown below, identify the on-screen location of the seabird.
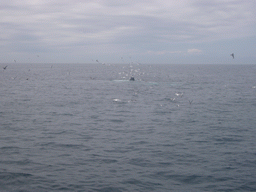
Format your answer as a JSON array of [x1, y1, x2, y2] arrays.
[[3, 65, 7, 70], [230, 53, 234, 59]]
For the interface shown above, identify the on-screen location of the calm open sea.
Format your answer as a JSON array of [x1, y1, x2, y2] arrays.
[[1, 63, 256, 191]]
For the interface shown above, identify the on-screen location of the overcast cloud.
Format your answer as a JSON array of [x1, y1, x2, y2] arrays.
[[1, 0, 255, 64]]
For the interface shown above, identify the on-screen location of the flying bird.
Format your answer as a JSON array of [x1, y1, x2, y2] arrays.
[[3, 65, 7, 70], [230, 53, 234, 59]]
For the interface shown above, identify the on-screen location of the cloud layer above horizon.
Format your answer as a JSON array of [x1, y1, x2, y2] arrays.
[[1, 0, 255, 64]]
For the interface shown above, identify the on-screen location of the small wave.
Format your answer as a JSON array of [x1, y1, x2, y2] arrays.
[[100, 159, 118, 164], [96, 187, 123, 192], [0, 172, 32, 180], [112, 98, 127, 104], [113, 98, 121, 102], [109, 119, 124, 123], [112, 80, 129, 82]]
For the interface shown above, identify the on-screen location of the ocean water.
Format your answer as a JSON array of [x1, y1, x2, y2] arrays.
[[1, 63, 256, 192]]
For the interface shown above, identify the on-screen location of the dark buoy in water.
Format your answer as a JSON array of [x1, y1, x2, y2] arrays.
[[129, 76, 135, 81]]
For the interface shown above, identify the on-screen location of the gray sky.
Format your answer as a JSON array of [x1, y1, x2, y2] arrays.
[[1, 0, 255, 64]]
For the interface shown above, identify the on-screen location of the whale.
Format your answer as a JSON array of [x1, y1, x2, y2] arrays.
[[129, 76, 135, 81]]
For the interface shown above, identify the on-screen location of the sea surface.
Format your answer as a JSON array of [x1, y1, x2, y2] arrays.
[[1, 63, 256, 192]]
